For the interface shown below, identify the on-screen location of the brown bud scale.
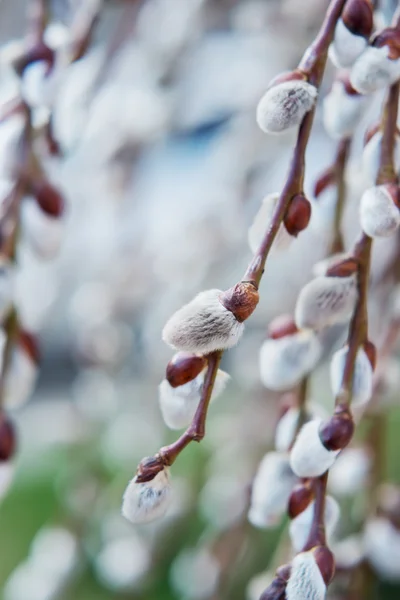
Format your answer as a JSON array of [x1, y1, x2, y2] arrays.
[[259, 578, 286, 600], [385, 183, 400, 209], [372, 28, 400, 60], [32, 179, 65, 217], [284, 194, 311, 237], [288, 481, 314, 519], [166, 352, 206, 388], [268, 69, 308, 89], [19, 330, 40, 364], [364, 123, 381, 146], [319, 407, 354, 451], [275, 564, 292, 582], [363, 340, 376, 371], [13, 42, 54, 76], [0, 415, 16, 461], [326, 257, 359, 278], [135, 455, 164, 483], [268, 314, 298, 340], [313, 545, 336, 585], [314, 168, 336, 199], [219, 282, 259, 323], [335, 71, 362, 96], [342, 0, 373, 38]]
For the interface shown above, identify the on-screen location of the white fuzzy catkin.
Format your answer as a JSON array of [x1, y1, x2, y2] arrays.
[[290, 419, 339, 478], [4, 347, 38, 409], [248, 452, 296, 529], [350, 45, 400, 95], [312, 253, 351, 277], [323, 81, 368, 139], [162, 289, 244, 353], [21, 198, 64, 259], [122, 469, 172, 524], [158, 368, 230, 430], [330, 346, 373, 407], [286, 551, 326, 600], [170, 548, 220, 600], [95, 535, 151, 591], [289, 496, 340, 552], [21, 61, 60, 109], [248, 193, 293, 254], [359, 185, 400, 238], [256, 80, 317, 134], [259, 330, 322, 391], [364, 518, 400, 581], [295, 275, 357, 330], [332, 535, 364, 570], [328, 447, 370, 496], [329, 19, 368, 68], [275, 403, 328, 452], [362, 132, 400, 185]]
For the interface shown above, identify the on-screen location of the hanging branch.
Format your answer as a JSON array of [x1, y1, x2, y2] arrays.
[[133, 0, 347, 484]]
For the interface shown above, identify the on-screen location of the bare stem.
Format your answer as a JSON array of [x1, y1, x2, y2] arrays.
[[331, 138, 351, 254], [136, 0, 347, 481], [336, 233, 372, 407], [26, 0, 47, 46], [336, 81, 400, 408], [136, 351, 222, 481], [297, 376, 309, 432], [304, 472, 328, 549]]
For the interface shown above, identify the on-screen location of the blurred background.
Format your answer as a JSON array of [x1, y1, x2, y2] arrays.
[[0, 0, 400, 598]]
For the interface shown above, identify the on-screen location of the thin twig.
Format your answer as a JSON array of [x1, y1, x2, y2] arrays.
[[336, 81, 400, 408], [331, 138, 351, 254], [242, 0, 347, 288], [304, 471, 328, 549]]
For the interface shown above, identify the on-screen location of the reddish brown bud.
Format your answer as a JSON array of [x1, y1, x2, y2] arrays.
[[166, 352, 206, 388], [284, 194, 312, 237], [326, 257, 359, 278], [313, 168, 336, 199], [288, 480, 314, 518], [319, 406, 354, 451], [335, 71, 361, 96], [135, 455, 164, 483], [268, 314, 298, 340], [385, 183, 400, 209], [219, 282, 259, 323], [19, 330, 40, 364], [342, 0, 373, 38], [0, 415, 16, 461], [372, 27, 400, 60], [259, 578, 287, 600], [312, 545, 336, 585], [363, 340, 376, 371], [268, 69, 307, 89], [13, 42, 54, 76], [31, 179, 65, 217]]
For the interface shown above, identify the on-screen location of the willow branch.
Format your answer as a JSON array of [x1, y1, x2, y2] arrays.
[[242, 0, 347, 288], [336, 82, 399, 409], [136, 0, 347, 482], [26, 0, 47, 47], [331, 138, 351, 253], [304, 472, 328, 549]]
